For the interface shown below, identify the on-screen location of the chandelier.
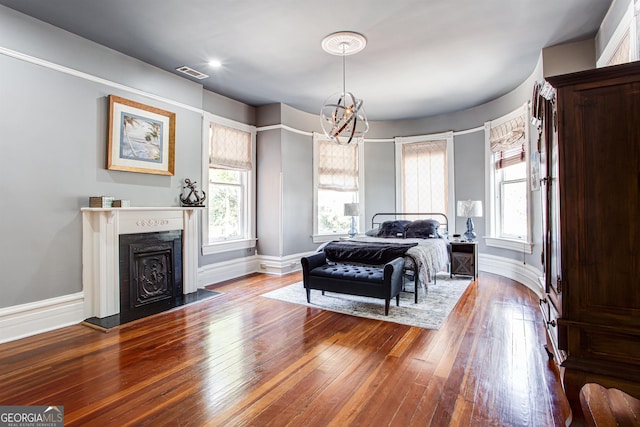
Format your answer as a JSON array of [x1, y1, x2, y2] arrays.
[[320, 31, 369, 145]]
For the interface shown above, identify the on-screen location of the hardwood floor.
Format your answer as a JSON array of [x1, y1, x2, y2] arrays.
[[0, 272, 572, 426]]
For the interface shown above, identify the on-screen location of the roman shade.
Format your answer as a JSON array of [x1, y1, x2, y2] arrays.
[[489, 114, 526, 170], [402, 139, 448, 212], [209, 123, 252, 170], [317, 138, 359, 191]]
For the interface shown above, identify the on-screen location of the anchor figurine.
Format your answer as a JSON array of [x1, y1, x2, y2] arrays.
[[180, 178, 206, 207]]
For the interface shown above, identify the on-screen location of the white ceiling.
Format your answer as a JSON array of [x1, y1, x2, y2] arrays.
[[0, 0, 613, 120]]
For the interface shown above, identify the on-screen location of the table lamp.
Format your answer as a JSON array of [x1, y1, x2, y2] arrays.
[[457, 200, 483, 241], [344, 203, 360, 237]]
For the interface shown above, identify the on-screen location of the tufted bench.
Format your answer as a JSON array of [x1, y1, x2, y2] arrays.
[[301, 252, 404, 315]]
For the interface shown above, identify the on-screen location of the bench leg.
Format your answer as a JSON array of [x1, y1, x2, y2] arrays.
[[306, 288, 311, 303]]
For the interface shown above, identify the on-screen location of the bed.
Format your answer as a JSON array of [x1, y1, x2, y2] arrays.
[[318, 212, 450, 302]]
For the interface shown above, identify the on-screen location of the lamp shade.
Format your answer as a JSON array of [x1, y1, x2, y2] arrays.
[[456, 200, 483, 217], [344, 202, 359, 217]]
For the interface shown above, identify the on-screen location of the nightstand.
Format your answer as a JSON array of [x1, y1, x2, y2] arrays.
[[449, 241, 478, 280]]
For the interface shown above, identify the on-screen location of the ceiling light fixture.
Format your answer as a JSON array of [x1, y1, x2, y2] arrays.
[[320, 31, 369, 145], [208, 59, 222, 68]]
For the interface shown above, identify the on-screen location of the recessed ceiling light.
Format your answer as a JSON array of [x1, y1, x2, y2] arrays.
[[208, 59, 222, 68]]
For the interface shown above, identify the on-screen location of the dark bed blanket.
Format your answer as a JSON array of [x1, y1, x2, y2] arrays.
[[323, 241, 418, 264]]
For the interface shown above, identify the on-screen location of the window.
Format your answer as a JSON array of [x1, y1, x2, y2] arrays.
[[208, 168, 245, 241], [395, 132, 455, 219], [485, 104, 532, 252], [203, 115, 256, 254], [313, 133, 363, 241], [496, 161, 527, 238]]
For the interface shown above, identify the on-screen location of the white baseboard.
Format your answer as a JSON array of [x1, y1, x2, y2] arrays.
[[197, 251, 315, 285], [0, 293, 85, 344], [0, 253, 544, 344], [478, 253, 544, 298], [198, 255, 260, 287], [256, 251, 315, 276]]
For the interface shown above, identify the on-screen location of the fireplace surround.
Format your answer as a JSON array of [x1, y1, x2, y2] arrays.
[[119, 230, 183, 314], [81, 207, 201, 319]]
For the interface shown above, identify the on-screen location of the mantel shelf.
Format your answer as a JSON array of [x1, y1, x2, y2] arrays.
[[81, 206, 204, 212]]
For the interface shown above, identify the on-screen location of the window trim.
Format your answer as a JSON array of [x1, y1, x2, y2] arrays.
[[394, 131, 455, 221], [201, 112, 256, 255], [484, 103, 533, 253], [312, 133, 365, 243]]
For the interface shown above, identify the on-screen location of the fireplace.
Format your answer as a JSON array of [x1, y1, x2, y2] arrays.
[[119, 230, 183, 314], [81, 207, 201, 320]]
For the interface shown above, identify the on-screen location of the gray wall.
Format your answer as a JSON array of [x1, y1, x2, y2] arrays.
[[282, 131, 314, 255], [543, 39, 596, 77], [255, 104, 317, 257], [1, 6, 205, 308], [203, 90, 256, 126], [256, 128, 283, 256], [452, 131, 486, 239], [363, 141, 397, 227]]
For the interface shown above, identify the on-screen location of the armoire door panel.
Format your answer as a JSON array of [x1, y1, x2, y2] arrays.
[[546, 62, 640, 424]]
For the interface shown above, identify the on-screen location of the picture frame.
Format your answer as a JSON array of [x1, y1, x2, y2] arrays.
[[107, 95, 175, 175]]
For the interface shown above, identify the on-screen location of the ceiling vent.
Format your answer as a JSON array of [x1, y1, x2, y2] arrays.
[[175, 66, 209, 80]]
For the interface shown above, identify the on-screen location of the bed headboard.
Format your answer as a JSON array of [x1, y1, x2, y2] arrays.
[[370, 212, 449, 236]]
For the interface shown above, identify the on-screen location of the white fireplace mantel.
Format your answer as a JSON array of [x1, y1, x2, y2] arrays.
[[81, 207, 202, 319]]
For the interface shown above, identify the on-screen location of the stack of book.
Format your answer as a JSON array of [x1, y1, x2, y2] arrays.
[[89, 196, 115, 208], [112, 200, 130, 208]]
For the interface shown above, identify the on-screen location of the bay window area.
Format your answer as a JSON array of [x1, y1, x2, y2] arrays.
[[485, 104, 533, 253]]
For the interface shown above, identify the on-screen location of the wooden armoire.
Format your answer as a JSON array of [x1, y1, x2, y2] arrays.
[[539, 62, 640, 422]]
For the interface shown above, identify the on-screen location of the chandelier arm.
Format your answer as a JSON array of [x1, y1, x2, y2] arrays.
[[331, 94, 344, 123], [346, 116, 357, 144]]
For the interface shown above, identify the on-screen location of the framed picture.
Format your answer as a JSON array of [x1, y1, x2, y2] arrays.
[[107, 95, 175, 175]]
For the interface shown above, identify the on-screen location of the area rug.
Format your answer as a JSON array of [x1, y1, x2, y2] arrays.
[[261, 274, 472, 329]]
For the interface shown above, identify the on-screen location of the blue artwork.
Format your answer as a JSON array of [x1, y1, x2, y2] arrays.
[[119, 112, 164, 163]]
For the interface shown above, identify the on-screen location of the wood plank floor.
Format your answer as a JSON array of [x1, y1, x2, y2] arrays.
[[0, 272, 572, 426]]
